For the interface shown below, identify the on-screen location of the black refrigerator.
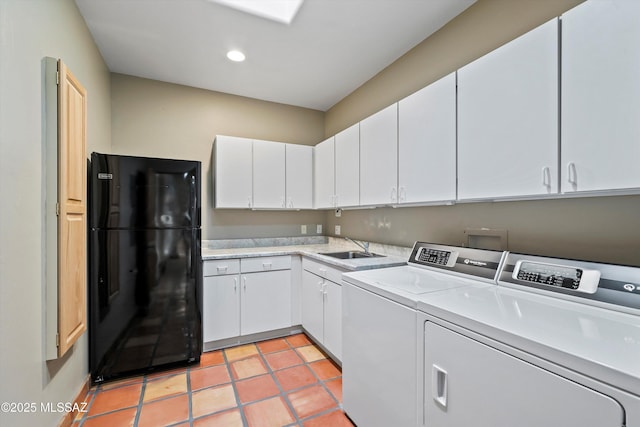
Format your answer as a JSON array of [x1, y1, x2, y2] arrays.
[[89, 152, 202, 384]]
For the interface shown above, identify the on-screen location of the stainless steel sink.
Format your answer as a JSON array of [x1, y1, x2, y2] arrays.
[[320, 251, 384, 259]]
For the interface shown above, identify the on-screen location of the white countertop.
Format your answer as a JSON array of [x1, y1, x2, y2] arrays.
[[202, 238, 410, 271]]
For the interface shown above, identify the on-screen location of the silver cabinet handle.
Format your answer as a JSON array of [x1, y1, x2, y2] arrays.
[[567, 162, 578, 186], [432, 364, 448, 409], [391, 187, 397, 202], [234, 277, 238, 292], [217, 265, 228, 273], [262, 262, 272, 270], [399, 186, 406, 202], [242, 276, 247, 291], [542, 166, 551, 189]]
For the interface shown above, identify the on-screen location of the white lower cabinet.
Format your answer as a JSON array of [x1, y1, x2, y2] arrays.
[[203, 274, 240, 342], [423, 321, 625, 427], [301, 258, 343, 360], [241, 270, 291, 335], [203, 256, 291, 344]]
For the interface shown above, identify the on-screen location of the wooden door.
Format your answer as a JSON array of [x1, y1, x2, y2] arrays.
[[57, 60, 87, 357]]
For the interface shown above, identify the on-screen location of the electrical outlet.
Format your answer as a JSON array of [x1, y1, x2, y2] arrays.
[[317, 224, 322, 234], [301, 225, 307, 234], [335, 225, 341, 235]]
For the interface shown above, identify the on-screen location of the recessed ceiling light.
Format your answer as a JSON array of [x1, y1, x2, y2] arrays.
[[209, 0, 304, 25], [226, 50, 246, 62]]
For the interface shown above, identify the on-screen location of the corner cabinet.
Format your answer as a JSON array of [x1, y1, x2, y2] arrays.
[[335, 123, 360, 207], [213, 135, 313, 209], [313, 137, 336, 209], [561, 0, 640, 193], [301, 258, 343, 361], [398, 72, 456, 204], [360, 104, 399, 206], [253, 139, 286, 208], [285, 144, 313, 209], [457, 19, 559, 200]]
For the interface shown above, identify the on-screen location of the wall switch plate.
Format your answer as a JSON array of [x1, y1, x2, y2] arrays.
[[317, 224, 322, 234], [335, 225, 341, 235], [301, 225, 307, 234]]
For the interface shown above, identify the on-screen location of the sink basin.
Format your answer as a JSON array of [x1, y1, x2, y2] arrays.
[[320, 251, 384, 259]]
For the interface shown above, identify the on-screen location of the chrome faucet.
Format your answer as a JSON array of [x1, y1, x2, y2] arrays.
[[345, 237, 370, 254]]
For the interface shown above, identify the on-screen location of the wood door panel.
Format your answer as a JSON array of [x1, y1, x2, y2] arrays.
[[57, 60, 87, 357]]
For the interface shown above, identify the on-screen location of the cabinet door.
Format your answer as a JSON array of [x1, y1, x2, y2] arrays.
[[313, 137, 335, 209], [335, 123, 360, 207], [360, 104, 398, 206], [203, 275, 240, 342], [241, 270, 292, 336], [561, 0, 640, 193], [323, 280, 342, 361], [301, 270, 324, 342], [214, 136, 253, 208], [253, 139, 286, 208], [398, 72, 456, 204], [423, 322, 624, 427], [285, 144, 313, 209], [457, 19, 558, 200]]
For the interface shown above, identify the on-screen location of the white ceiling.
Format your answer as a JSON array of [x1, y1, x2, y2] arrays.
[[75, 0, 475, 111]]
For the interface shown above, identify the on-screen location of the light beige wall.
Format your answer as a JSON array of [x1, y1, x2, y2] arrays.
[[110, 74, 326, 239], [0, 0, 111, 426], [324, 0, 640, 266]]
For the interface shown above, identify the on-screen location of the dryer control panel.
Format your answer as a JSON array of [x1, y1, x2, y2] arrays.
[[409, 242, 504, 282], [512, 261, 600, 294]]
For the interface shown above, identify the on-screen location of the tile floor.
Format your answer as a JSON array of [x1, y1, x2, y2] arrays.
[[73, 334, 355, 427]]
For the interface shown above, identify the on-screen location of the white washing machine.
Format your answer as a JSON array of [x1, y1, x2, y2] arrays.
[[342, 243, 504, 427], [417, 252, 640, 427]]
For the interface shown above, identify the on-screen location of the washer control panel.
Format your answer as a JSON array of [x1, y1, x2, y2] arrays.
[[416, 247, 458, 268], [512, 261, 600, 294]]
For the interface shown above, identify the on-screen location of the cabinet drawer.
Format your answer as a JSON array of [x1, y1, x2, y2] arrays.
[[303, 257, 345, 283], [241, 255, 291, 273], [203, 259, 240, 276]]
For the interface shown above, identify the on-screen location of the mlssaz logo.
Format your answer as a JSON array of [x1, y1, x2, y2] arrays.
[[464, 259, 487, 267]]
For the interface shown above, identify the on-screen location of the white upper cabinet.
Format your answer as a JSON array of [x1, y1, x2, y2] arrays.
[[360, 104, 398, 206], [214, 135, 253, 208], [457, 19, 559, 200], [253, 139, 286, 208], [561, 0, 640, 193], [398, 72, 456, 204], [314, 136, 335, 209], [285, 144, 313, 209], [334, 123, 360, 207]]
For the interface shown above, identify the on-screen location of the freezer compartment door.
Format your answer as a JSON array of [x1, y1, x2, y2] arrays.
[[89, 228, 202, 381], [90, 153, 201, 229]]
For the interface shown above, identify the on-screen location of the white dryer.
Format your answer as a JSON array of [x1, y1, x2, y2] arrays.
[[417, 252, 640, 427]]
